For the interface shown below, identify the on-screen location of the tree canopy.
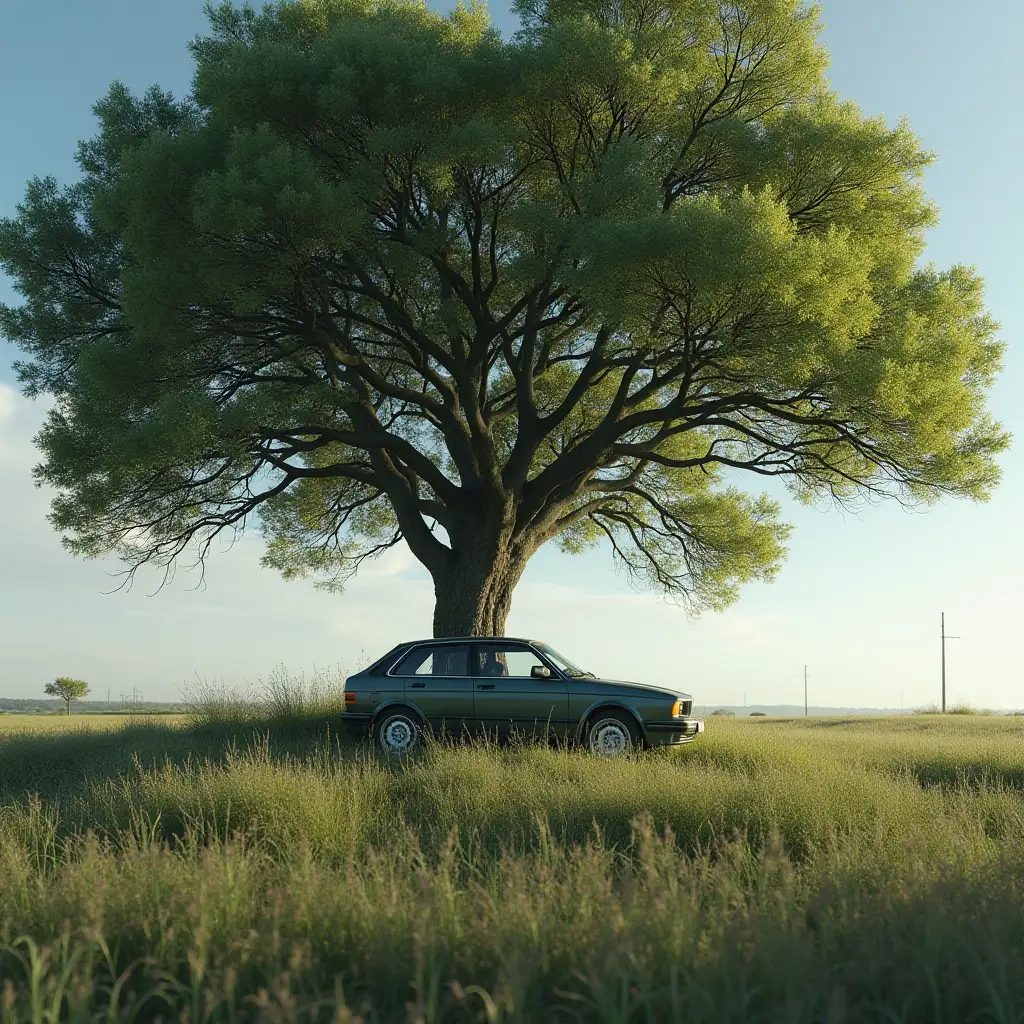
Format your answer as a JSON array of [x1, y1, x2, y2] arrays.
[[44, 678, 91, 715], [0, 0, 1007, 636]]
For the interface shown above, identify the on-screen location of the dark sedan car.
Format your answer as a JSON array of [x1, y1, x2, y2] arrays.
[[341, 637, 704, 756]]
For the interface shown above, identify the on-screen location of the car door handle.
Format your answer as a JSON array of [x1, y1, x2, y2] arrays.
[[477, 684, 495, 690], [409, 681, 425, 688]]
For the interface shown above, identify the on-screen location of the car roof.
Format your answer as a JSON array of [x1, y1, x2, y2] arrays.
[[397, 637, 543, 646]]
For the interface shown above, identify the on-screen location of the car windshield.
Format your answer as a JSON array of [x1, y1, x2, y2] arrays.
[[534, 643, 594, 678]]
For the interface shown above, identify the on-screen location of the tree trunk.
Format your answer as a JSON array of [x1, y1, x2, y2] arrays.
[[431, 534, 529, 638]]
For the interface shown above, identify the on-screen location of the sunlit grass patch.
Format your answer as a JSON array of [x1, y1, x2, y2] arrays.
[[0, 713, 184, 733]]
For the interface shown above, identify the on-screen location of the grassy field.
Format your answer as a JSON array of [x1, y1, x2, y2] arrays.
[[0, 714, 186, 733], [3, 709, 1024, 1022]]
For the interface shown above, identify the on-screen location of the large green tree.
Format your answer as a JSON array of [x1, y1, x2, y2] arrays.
[[0, 0, 1007, 637]]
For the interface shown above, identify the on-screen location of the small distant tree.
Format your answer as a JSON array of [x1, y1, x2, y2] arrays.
[[44, 677, 90, 715], [711, 708, 736, 717]]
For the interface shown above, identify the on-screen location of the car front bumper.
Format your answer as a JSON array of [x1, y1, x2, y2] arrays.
[[643, 717, 705, 746]]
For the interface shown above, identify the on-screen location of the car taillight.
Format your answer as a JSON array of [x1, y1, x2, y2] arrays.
[[344, 693, 357, 705]]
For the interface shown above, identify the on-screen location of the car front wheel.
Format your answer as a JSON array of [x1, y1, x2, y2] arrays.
[[375, 711, 421, 755], [585, 711, 639, 757]]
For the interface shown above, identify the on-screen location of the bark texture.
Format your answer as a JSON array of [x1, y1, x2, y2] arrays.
[[429, 509, 535, 636], [431, 558, 521, 637]]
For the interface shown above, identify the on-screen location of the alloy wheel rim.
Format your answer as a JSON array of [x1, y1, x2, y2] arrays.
[[381, 716, 417, 753], [590, 719, 631, 756]]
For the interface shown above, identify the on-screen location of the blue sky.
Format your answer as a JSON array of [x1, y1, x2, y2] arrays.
[[1, 0, 1021, 709]]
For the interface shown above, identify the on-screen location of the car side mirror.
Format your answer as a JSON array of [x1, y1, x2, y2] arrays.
[[531, 665, 552, 679]]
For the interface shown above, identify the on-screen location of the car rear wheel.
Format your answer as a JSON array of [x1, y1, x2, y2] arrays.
[[375, 711, 421, 755], [585, 711, 639, 757]]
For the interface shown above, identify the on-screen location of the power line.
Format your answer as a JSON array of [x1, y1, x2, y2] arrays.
[[941, 612, 961, 713]]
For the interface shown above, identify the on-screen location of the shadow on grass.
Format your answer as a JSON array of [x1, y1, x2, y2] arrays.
[[0, 716, 361, 805], [901, 760, 1024, 793], [0, 717, 718, 864], [0, 665, 367, 804], [0, 714, 577, 807], [758, 717, 896, 729]]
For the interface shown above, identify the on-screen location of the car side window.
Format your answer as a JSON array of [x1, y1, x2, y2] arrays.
[[475, 646, 547, 678], [393, 645, 470, 676]]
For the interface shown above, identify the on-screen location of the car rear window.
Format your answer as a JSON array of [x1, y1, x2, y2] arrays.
[[393, 644, 471, 677]]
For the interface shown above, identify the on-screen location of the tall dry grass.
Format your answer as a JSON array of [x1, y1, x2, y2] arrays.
[[181, 663, 349, 729]]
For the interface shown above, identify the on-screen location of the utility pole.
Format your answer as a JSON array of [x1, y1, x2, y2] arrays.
[[804, 665, 808, 717], [941, 612, 961, 713]]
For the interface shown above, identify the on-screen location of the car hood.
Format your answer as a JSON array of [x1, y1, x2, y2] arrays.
[[578, 677, 692, 701]]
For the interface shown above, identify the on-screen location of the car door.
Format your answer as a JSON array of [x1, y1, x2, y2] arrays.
[[390, 643, 473, 737], [471, 643, 569, 740]]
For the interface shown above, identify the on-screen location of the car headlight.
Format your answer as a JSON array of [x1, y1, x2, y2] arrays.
[[671, 699, 684, 717]]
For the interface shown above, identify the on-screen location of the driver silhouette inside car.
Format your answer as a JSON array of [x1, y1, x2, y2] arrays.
[[479, 650, 509, 677]]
